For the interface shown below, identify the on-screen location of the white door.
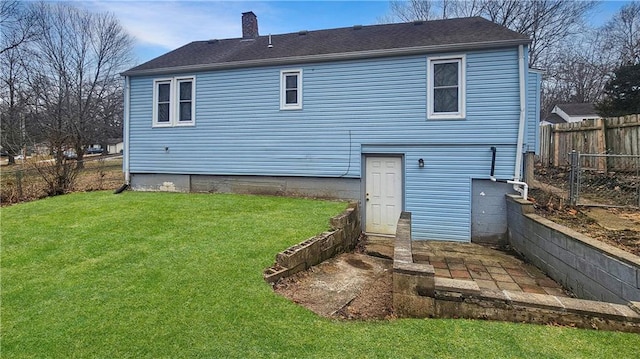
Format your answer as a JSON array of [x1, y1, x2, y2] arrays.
[[365, 156, 403, 235]]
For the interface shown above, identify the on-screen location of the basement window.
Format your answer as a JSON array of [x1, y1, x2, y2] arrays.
[[280, 69, 302, 110], [153, 76, 196, 127], [427, 55, 466, 120]]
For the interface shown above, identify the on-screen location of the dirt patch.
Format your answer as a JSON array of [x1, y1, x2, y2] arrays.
[[345, 257, 373, 270], [529, 188, 640, 256], [334, 268, 394, 320], [274, 252, 394, 319], [585, 207, 640, 231]]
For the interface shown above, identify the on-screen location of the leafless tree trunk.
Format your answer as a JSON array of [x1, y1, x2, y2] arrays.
[[603, 2, 640, 65], [0, 38, 28, 164], [0, 1, 39, 164]]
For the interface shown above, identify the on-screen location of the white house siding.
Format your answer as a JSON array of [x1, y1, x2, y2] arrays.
[[128, 47, 530, 241]]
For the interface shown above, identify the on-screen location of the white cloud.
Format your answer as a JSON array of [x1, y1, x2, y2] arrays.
[[83, 1, 270, 51]]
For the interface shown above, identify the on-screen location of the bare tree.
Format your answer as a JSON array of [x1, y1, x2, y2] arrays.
[[0, 1, 39, 163], [448, 0, 484, 18], [20, 2, 132, 195], [0, 38, 28, 164], [0, 0, 38, 55], [603, 2, 640, 65], [381, 1, 596, 68], [29, 2, 132, 158], [380, 0, 453, 22], [541, 31, 615, 118]]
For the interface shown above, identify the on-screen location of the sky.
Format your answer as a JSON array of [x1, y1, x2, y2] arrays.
[[71, 0, 633, 67]]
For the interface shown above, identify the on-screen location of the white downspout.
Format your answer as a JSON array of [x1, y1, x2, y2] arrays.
[[124, 75, 131, 185], [512, 44, 528, 200]]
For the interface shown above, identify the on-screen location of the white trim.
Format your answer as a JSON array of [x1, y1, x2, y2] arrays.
[[280, 69, 302, 110], [124, 76, 131, 183], [152, 78, 173, 127], [152, 76, 196, 127], [514, 45, 526, 183], [175, 76, 196, 126], [427, 55, 466, 120]]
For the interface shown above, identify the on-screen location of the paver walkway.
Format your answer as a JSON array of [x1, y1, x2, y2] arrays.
[[365, 236, 569, 297], [412, 241, 569, 296]]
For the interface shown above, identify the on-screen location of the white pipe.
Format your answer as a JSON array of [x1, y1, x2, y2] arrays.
[[507, 180, 528, 200], [124, 75, 131, 184], [513, 44, 527, 198]]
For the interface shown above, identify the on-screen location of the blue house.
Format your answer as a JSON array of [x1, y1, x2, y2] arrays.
[[122, 12, 540, 242]]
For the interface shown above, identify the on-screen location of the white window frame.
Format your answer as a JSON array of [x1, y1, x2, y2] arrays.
[[152, 76, 196, 127], [427, 55, 466, 120], [175, 77, 195, 126], [280, 69, 302, 110], [153, 78, 173, 127]]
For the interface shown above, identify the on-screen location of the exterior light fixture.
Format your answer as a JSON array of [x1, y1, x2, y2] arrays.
[[418, 158, 424, 168]]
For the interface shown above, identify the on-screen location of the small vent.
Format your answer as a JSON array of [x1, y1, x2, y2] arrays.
[[207, 39, 219, 44], [413, 20, 424, 25], [298, 30, 308, 36], [353, 25, 362, 30]]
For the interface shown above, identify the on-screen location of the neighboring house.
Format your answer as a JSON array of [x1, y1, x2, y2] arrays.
[[540, 113, 566, 125], [547, 103, 600, 124], [122, 12, 541, 242], [106, 138, 123, 154]]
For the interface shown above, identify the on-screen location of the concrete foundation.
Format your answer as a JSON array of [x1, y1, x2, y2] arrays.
[[130, 173, 191, 192], [130, 173, 360, 200]]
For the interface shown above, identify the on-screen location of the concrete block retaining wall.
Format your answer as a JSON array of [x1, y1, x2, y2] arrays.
[[392, 212, 437, 317], [392, 210, 640, 332], [263, 202, 361, 283], [506, 194, 640, 304]]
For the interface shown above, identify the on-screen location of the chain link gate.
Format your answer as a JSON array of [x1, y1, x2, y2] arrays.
[[568, 151, 640, 208]]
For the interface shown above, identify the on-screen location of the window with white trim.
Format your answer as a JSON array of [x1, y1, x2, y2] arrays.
[[427, 56, 465, 119], [280, 69, 302, 110], [153, 76, 195, 127]]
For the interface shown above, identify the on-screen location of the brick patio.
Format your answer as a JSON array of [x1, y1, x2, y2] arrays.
[[410, 240, 569, 296]]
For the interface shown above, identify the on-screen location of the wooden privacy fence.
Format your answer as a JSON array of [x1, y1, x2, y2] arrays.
[[539, 114, 640, 171]]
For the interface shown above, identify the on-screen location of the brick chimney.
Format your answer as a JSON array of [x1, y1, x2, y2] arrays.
[[242, 11, 258, 39]]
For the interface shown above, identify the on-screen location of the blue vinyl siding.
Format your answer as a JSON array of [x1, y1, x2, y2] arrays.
[[526, 70, 542, 153], [363, 144, 516, 241], [128, 46, 532, 241]]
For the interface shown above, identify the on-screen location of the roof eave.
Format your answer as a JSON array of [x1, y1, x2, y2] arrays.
[[121, 38, 530, 77]]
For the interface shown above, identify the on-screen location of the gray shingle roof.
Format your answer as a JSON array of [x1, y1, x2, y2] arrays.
[[123, 16, 529, 76], [543, 113, 566, 124], [555, 103, 598, 117]]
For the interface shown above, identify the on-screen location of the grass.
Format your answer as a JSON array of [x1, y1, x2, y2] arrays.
[[1, 192, 639, 358]]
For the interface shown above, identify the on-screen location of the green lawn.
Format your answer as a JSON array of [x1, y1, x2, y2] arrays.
[[1, 192, 638, 358]]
